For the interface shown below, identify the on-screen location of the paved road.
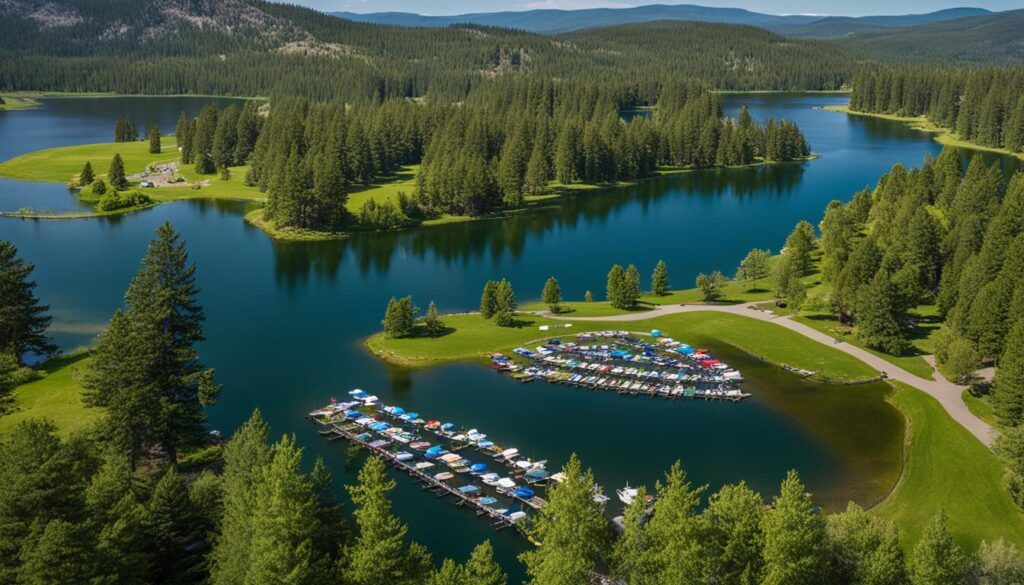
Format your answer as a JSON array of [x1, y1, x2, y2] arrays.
[[542, 302, 995, 446]]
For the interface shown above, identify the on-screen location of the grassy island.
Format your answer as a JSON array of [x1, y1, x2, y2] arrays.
[[0, 96, 41, 111]]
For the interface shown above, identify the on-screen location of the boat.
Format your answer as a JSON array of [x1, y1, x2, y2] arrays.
[[507, 511, 528, 522], [617, 484, 639, 505], [478, 496, 499, 506], [496, 478, 517, 490], [410, 441, 431, 450], [458, 485, 482, 495], [433, 472, 454, 481], [470, 463, 488, 474], [480, 473, 501, 485], [394, 452, 414, 462], [499, 448, 519, 460], [592, 485, 610, 504], [513, 487, 535, 499], [414, 462, 435, 470]]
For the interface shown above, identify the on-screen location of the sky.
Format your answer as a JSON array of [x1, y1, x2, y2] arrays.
[[301, 0, 1022, 16]]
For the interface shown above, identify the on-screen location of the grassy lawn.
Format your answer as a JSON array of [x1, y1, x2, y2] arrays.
[[0, 352, 100, 438], [874, 382, 1024, 551], [0, 139, 180, 182], [346, 165, 418, 213], [962, 388, 998, 427], [367, 309, 877, 382], [793, 310, 938, 380]]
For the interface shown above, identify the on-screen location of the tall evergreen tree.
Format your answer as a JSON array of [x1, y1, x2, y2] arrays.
[[465, 540, 507, 585], [761, 470, 826, 585], [646, 461, 706, 583], [519, 454, 610, 585], [247, 435, 319, 585], [994, 318, 1024, 426], [147, 466, 200, 582], [79, 161, 94, 186], [541, 276, 562, 312], [0, 241, 56, 362], [210, 410, 272, 585], [607, 264, 626, 309], [108, 153, 128, 189], [611, 485, 655, 585], [736, 249, 771, 290], [623, 264, 641, 307], [480, 280, 498, 319], [147, 123, 161, 154], [825, 502, 906, 585], [346, 456, 431, 585], [17, 519, 93, 585], [908, 512, 968, 585], [651, 260, 670, 296], [702, 482, 765, 585], [855, 269, 909, 355]]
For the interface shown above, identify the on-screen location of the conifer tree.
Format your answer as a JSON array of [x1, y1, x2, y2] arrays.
[[85, 223, 219, 464], [429, 559, 466, 585], [856, 270, 909, 356], [542, 276, 562, 313], [702, 481, 765, 585], [147, 123, 161, 154], [994, 318, 1024, 426], [651, 260, 670, 296], [519, 454, 610, 585], [825, 502, 906, 585], [784, 221, 817, 276], [465, 540, 507, 585], [210, 410, 272, 585], [177, 113, 195, 165], [79, 161, 94, 186], [646, 461, 706, 583], [480, 281, 498, 319], [524, 138, 550, 196], [761, 470, 826, 585], [17, 519, 93, 585], [247, 435, 319, 585], [908, 512, 968, 585], [624, 264, 641, 307], [0, 241, 56, 362], [584, 290, 593, 303], [346, 456, 431, 585], [383, 296, 418, 338], [193, 104, 218, 174], [423, 301, 443, 337], [607, 264, 626, 309], [974, 539, 1024, 585], [496, 278, 516, 313], [108, 153, 128, 189], [85, 456, 150, 585], [147, 466, 199, 582]]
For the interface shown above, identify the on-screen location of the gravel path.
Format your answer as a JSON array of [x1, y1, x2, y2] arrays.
[[541, 302, 995, 446]]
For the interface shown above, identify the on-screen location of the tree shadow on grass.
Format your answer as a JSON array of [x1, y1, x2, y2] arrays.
[[409, 324, 456, 339]]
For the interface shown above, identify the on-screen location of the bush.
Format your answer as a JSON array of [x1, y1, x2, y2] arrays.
[[96, 190, 151, 212], [91, 179, 107, 195], [359, 198, 411, 230]]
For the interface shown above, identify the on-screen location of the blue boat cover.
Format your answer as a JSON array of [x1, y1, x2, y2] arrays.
[[440, 423, 455, 431], [470, 463, 488, 472], [391, 407, 405, 415], [425, 446, 445, 454], [405, 412, 418, 419], [458, 485, 481, 493], [513, 487, 534, 498]]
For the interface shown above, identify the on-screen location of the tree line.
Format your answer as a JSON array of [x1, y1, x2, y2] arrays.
[[186, 80, 807, 233], [0, 0, 857, 103], [849, 65, 1024, 154]]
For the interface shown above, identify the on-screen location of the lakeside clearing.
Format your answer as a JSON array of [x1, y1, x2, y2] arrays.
[[0, 96, 41, 111], [824, 105, 1024, 161], [0, 352, 99, 438]]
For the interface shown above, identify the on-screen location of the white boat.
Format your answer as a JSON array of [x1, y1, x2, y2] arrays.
[[394, 452, 414, 462], [500, 448, 519, 460], [508, 511, 528, 523], [496, 478, 517, 489], [617, 484, 639, 505], [481, 473, 501, 486], [592, 485, 610, 504]]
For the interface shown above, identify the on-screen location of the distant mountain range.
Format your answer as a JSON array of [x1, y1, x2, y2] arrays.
[[332, 4, 992, 37]]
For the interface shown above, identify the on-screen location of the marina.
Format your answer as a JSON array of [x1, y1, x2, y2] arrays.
[[306, 391, 591, 545], [493, 331, 750, 402]]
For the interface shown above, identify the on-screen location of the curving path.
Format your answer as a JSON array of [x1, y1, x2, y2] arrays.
[[541, 302, 995, 446]]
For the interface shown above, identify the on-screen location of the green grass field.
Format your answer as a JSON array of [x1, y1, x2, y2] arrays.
[[367, 309, 877, 382], [962, 388, 998, 427], [0, 96, 41, 111], [874, 382, 1024, 551], [0, 352, 100, 438], [0, 139, 180, 182]]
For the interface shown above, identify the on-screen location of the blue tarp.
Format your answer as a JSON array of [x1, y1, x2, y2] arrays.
[[440, 423, 455, 431], [405, 412, 419, 420], [513, 487, 535, 498], [651, 329, 662, 337], [676, 347, 696, 355], [390, 407, 405, 415], [471, 463, 488, 472]]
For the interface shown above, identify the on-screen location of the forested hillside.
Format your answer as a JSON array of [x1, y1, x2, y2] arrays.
[[0, 0, 855, 99], [849, 65, 1024, 154]]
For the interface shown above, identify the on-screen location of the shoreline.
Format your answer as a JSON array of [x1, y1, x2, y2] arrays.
[[824, 105, 1024, 161]]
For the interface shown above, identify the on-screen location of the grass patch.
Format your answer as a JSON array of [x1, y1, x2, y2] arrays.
[[244, 208, 349, 241], [793, 310, 937, 380], [0, 352, 101, 438], [874, 382, 1024, 551], [0, 96, 41, 111], [962, 388, 998, 427], [345, 165, 418, 213], [0, 139, 180, 183], [366, 309, 877, 382]]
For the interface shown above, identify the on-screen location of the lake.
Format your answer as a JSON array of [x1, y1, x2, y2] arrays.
[[1, 94, 1019, 580]]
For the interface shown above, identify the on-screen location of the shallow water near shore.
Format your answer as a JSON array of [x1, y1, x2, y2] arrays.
[[1, 94, 1019, 581]]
